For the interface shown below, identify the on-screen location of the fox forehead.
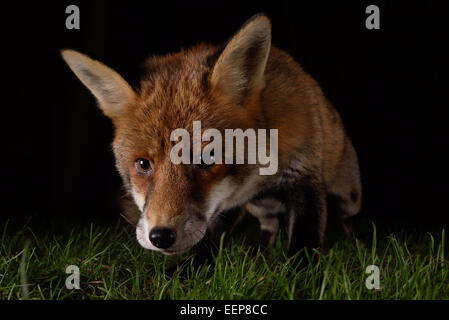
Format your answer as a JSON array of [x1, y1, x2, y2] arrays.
[[113, 44, 252, 157], [137, 44, 223, 127]]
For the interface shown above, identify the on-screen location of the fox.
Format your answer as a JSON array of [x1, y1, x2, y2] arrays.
[[61, 14, 361, 263]]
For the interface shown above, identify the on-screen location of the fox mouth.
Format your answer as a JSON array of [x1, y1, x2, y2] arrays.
[[161, 246, 193, 255], [161, 229, 206, 255], [153, 231, 204, 255]]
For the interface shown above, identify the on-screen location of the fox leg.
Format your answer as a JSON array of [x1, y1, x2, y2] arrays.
[[245, 198, 285, 247], [327, 138, 362, 237], [287, 179, 327, 257]]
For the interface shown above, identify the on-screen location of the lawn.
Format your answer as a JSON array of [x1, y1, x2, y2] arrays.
[[0, 219, 447, 300]]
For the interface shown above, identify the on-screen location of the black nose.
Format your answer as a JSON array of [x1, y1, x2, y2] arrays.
[[149, 227, 176, 249]]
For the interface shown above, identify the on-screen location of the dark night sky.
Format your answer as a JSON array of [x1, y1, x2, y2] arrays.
[[1, 1, 448, 230]]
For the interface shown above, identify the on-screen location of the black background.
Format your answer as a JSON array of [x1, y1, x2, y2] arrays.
[[2, 1, 448, 231]]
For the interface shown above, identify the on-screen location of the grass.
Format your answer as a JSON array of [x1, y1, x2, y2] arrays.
[[0, 220, 447, 300]]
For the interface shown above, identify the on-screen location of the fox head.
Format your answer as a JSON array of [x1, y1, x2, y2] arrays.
[[62, 14, 272, 255]]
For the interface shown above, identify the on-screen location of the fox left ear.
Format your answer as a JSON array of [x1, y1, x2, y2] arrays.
[[210, 14, 271, 105], [61, 49, 136, 120]]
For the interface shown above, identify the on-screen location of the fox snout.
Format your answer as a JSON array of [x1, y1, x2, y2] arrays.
[[136, 211, 208, 255]]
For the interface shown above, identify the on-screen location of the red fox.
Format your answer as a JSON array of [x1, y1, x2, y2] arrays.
[[62, 14, 361, 261]]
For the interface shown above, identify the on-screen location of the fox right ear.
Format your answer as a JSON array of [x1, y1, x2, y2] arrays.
[[210, 14, 271, 105], [61, 49, 136, 119]]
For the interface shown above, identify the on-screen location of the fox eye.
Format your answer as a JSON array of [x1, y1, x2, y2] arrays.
[[195, 154, 215, 170], [135, 158, 153, 175]]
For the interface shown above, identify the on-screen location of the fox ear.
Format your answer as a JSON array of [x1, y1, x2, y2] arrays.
[[61, 49, 135, 119], [210, 14, 271, 105]]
